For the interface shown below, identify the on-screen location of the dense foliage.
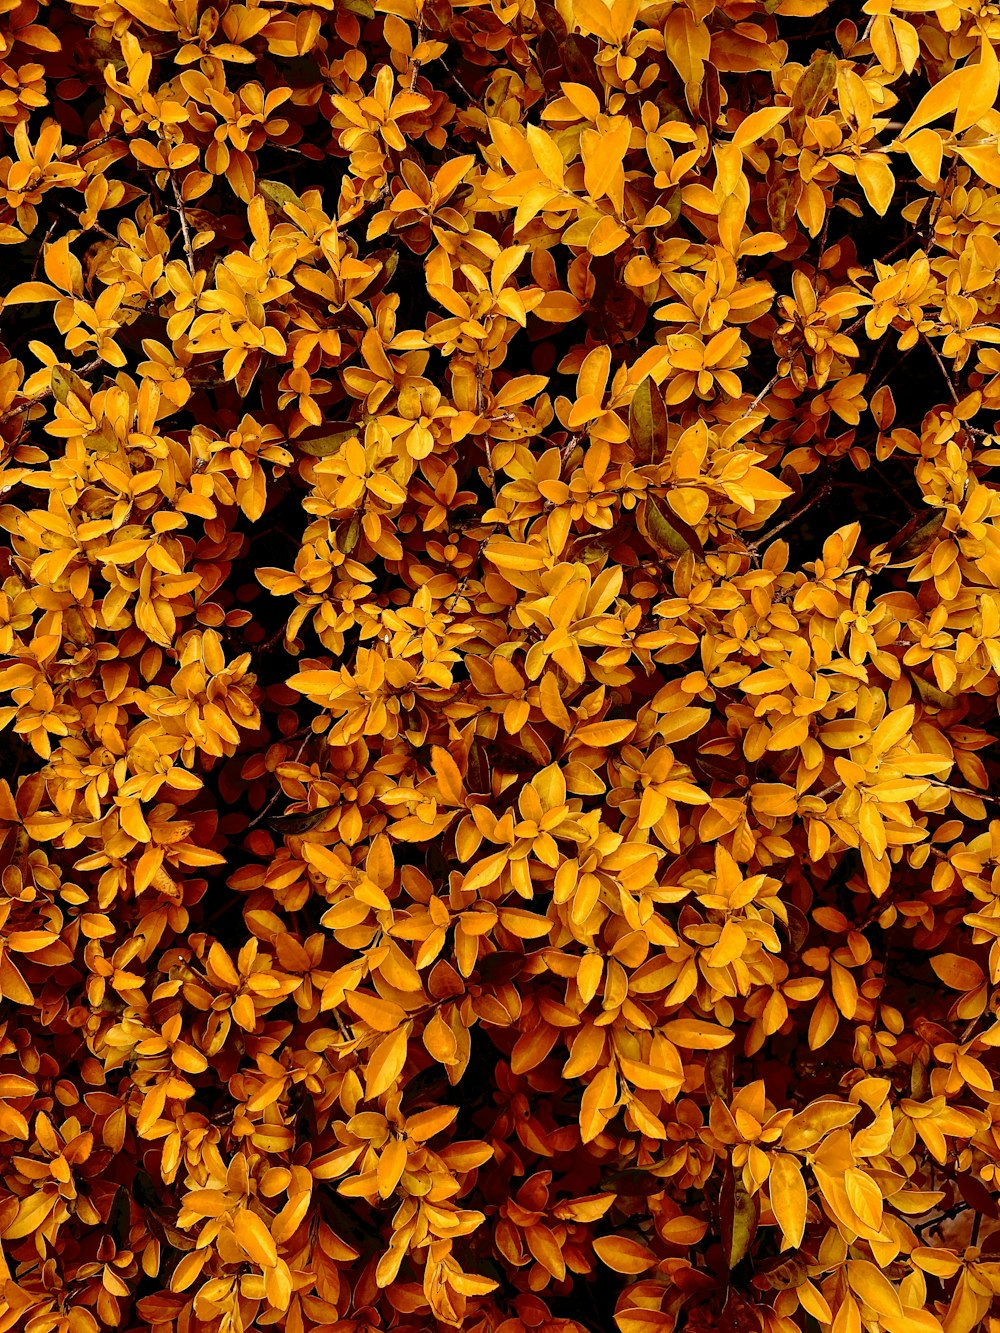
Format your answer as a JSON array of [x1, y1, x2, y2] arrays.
[[3, 0, 1000, 1331]]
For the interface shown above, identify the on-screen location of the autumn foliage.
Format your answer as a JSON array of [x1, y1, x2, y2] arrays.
[[6, 0, 1000, 1331]]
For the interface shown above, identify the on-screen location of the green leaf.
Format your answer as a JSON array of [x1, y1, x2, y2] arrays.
[[570, 525, 625, 562], [767, 175, 803, 233], [109, 1184, 131, 1247], [562, 35, 602, 93], [644, 496, 704, 559], [294, 423, 359, 458], [785, 902, 810, 955], [755, 1254, 810, 1291], [779, 462, 803, 504], [85, 427, 120, 456], [657, 186, 683, 230], [629, 375, 669, 466], [259, 180, 305, 213], [885, 506, 946, 563], [340, 0, 374, 17], [467, 737, 490, 795], [266, 807, 329, 836], [910, 1058, 929, 1100], [366, 248, 399, 289], [790, 52, 838, 139], [336, 514, 362, 554], [51, 365, 92, 407], [603, 1168, 670, 1198], [720, 1163, 759, 1269], [910, 673, 959, 710], [704, 1048, 733, 1106]]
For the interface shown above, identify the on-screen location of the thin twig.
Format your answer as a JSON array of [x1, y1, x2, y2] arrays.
[[60, 203, 117, 244], [921, 332, 992, 437], [31, 219, 58, 281], [816, 180, 837, 264], [408, 10, 425, 90], [923, 155, 958, 249], [745, 477, 833, 553], [928, 780, 1000, 807], [914, 1202, 970, 1236], [0, 357, 104, 427], [922, 331, 960, 405], [743, 372, 780, 420], [246, 733, 312, 830], [68, 133, 115, 162], [252, 620, 293, 656], [171, 175, 197, 278], [445, 521, 500, 612]]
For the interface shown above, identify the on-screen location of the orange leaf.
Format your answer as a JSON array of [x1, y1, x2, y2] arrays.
[[593, 1235, 657, 1274]]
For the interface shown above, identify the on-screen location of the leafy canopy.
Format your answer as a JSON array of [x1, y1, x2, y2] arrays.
[[2, 1, 1000, 1333]]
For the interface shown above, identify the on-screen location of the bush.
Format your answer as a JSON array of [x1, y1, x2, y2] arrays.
[[1, 1, 1000, 1331]]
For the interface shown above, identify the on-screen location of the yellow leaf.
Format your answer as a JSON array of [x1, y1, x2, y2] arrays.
[[732, 105, 791, 150], [4, 1192, 52, 1239], [234, 1209, 279, 1268], [574, 719, 637, 746], [782, 1100, 860, 1151], [847, 1260, 903, 1319], [345, 990, 408, 1032], [4, 281, 62, 304], [365, 1026, 410, 1099], [955, 140, 1000, 186], [581, 117, 632, 207], [119, 0, 179, 29], [287, 669, 341, 698], [855, 156, 895, 216], [580, 1063, 618, 1143], [956, 37, 999, 133], [660, 1019, 734, 1049], [844, 1167, 883, 1230], [898, 66, 966, 141], [525, 123, 565, 188], [486, 539, 548, 572], [770, 1154, 807, 1250]]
